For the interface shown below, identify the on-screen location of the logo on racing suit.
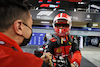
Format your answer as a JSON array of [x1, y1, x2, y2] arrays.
[[68, 41, 72, 45], [56, 48, 62, 53]]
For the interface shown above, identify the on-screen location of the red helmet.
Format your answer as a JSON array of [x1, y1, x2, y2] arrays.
[[53, 13, 72, 36]]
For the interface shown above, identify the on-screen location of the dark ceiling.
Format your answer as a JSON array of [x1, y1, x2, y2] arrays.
[[29, 0, 100, 12]]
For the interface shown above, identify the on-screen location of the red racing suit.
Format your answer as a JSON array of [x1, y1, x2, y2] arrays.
[[44, 34, 82, 67], [0, 32, 47, 67]]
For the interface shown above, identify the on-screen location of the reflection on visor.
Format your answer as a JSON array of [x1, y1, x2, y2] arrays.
[[55, 24, 69, 27]]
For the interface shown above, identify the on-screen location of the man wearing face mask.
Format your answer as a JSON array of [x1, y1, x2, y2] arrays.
[[0, 0, 53, 67]]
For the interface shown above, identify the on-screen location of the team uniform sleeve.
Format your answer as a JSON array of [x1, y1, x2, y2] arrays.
[[44, 40, 54, 54], [71, 42, 82, 66], [42, 61, 47, 67]]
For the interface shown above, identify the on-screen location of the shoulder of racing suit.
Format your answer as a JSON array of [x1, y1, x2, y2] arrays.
[[50, 34, 74, 44], [44, 34, 80, 54], [48, 34, 76, 47]]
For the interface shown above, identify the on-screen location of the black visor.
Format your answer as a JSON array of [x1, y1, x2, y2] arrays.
[[55, 24, 69, 27]]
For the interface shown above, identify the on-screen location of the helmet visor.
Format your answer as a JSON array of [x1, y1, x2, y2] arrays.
[[55, 19, 68, 24], [55, 24, 69, 27], [54, 19, 69, 28]]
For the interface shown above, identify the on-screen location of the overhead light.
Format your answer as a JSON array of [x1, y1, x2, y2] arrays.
[[58, 9, 65, 11], [91, 4, 100, 9], [88, 28, 92, 31], [78, 2, 86, 4], [74, 8, 77, 12], [93, 23, 98, 26], [37, 11, 53, 16], [41, 21, 50, 23], [46, 26, 50, 28], [49, 4, 59, 8], [53, 8, 56, 11], [77, 8, 86, 11], [40, 8, 47, 10], [77, 8, 84, 10], [36, 7, 39, 10]]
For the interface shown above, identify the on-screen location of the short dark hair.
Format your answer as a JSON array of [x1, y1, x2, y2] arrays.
[[0, 0, 32, 32]]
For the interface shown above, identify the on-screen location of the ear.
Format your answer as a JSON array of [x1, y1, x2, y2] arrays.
[[13, 20, 23, 36]]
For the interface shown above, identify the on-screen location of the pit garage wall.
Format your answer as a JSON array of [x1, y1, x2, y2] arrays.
[[30, 9, 100, 23], [33, 28, 100, 36], [30, 9, 100, 36]]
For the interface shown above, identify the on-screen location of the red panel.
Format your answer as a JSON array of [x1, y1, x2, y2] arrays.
[[56, 1, 60, 3], [48, 0, 52, 2], [39, 0, 43, 2], [40, 4, 50, 7], [69, 0, 82, 2]]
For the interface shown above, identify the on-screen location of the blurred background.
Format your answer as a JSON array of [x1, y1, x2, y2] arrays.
[[21, 0, 100, 67]]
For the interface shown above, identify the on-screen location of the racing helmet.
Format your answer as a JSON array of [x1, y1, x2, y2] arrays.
[[53, 13, 72, 36]]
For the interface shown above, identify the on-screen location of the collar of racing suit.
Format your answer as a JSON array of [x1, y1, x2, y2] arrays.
[[0, 32, 23, 52]]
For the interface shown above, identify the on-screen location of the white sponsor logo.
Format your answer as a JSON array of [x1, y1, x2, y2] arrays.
[[0, 41, 5, 44]]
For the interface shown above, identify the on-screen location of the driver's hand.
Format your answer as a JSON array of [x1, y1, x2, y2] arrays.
[[40, 52, 53, 67], [71, 63, 76, 67]]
